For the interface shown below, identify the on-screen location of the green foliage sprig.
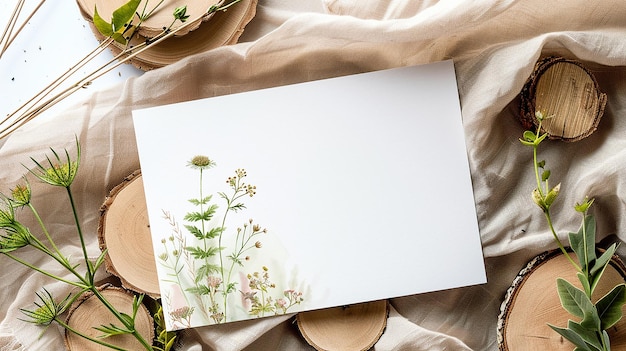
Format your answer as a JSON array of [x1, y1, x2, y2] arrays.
[[520, 111, 626, 351], [0, 138, 174, 350]]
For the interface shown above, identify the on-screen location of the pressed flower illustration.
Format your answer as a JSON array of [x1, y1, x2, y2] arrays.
[[157, 155, 306, 328]]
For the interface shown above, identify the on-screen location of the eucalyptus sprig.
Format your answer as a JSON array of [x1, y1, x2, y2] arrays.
[[0, 139, 171, 350], [520, 111, 626, 351]]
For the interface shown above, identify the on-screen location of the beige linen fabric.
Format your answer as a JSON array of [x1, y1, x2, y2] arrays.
[[2, 0, 626, 350]]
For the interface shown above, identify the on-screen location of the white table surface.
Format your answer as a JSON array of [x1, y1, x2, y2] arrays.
[[0, 0, 143, 127]]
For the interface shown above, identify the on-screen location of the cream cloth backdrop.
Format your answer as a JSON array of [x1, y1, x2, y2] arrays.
[[2, 0, 626, 350]]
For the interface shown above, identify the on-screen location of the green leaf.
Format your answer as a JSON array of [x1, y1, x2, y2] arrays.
[[548, 324, 593, 351], [577, 272, 591, 297], [522, 130, 536, 142], [591, 244, 616, 277], [94, 323, 133, 337], [589, 244, 617, 294], [541, 169, 551, 181], [93, 249, 108, 272], [229, 203, 246, 212], [186, 285, 210, 295], [189, 195, 212, 206], [556, 278, 600, 330], [184, 204, 219, 222], [93, 6, 113, 36], [569, 216, 597, 271], [184, 225, 204, 240], [195, 263, 221, 282], [206, 227, 224, 239], [568, 320, 603, 350], [596, 283, 626, 330], [111, 0, 140, 33], [185, 246, 220, 260]]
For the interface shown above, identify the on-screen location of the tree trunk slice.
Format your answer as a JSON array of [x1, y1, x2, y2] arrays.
[[64, 284, 154, 350], [76, 0, 258, 71], [519, 56, 607, 142], [497, 249, 626, 350], [98, 170, 161, 298], [296, 300, 389, 351]]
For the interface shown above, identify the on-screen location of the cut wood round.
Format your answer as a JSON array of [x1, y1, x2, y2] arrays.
[[519, 56, 607, 142], [497, 249, 626, 350], [98, 170, 160, 298], [64, 285, 154, 350], [75, 0, 258, 70], [296, 300, 389, 351], [82, 0, 221, 38]]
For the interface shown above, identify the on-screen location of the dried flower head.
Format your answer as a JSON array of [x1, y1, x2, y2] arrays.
[[207, 276, 222, 289], [0, 204, 32, 253], [20, 289, 71, 327], [9, 180, 31, 207], [29, 140, 80, 188], [169, 305, 194, 320], [188, 155, 215, 170]]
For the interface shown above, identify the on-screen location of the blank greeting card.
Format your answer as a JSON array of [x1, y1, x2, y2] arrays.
[[133, 60, 486, 331]]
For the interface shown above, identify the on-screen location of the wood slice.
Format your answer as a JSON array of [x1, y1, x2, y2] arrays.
[[81, 0, 220, 38], [519, 56, 607, 142], [98, 170, 161, 298], [497, 250, 626, 350], [296, 300, 389, 351], [76, 0, 258, 70], [64, 285, 154, 350]]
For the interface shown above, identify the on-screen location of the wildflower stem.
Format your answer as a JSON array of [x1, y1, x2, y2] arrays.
[[56, 317, 129, 351], [65, 186, 93, 280], [0, 0, 238, 140], [3, 252, 88, 288], [543, 210, 580, 270], [1, 0, 47, 59], [27, 203, 64, 259], [88, 288, 153, 350]]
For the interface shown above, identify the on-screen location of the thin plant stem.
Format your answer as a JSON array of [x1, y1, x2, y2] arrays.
[[65, 186, 93, 279], [4, 252, 88, 288], [88, 288, 153, 350], [0, 0, 25, 58], [27, 203, 63, 258], [0, 0, 241, 140], [0, 0, 47, 58], [56, 318, 129, 351]]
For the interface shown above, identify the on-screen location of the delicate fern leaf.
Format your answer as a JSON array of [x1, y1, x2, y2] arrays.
[[186, 285, 210, 295], [184, 225, 204, 240], [185, 246, 219, 260], [206, 227, 224, 239], [195, 263, 221, 282], [230, 203, 246, 212]]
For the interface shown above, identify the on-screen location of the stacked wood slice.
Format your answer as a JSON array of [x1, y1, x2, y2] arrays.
[[97, 170, 160, 298], [75, 0, 258, 70], [519, 56, 607, 142], [64, 285, 155, 350], [297, 300, 389, 351], [64, 171, 161, 351], [497, 250, 626, 350]]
